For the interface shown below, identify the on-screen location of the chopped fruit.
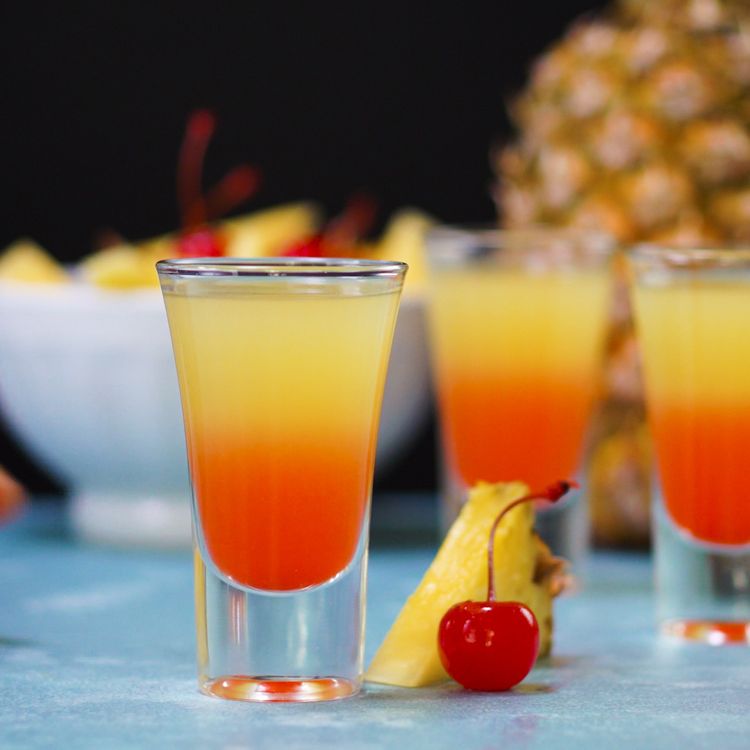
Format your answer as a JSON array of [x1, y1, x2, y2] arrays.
[[221, 203, 321, 257], [136, 233, 176, 264], [369, 209, 433, 294], [0, 240, 68, 284], [81, 245, 159, 289], [365, 481, 567, 688], [282, 233, 328, 258], [176, 227, 226, 258], [174, 109, 260, 259], [176, 110, 260, 231], [437, 481, 575, 691], [280, 194, 377, 258]]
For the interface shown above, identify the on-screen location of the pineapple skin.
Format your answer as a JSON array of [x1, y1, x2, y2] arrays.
[[365, 482, 556, 688], [497, 0, 750, 245]]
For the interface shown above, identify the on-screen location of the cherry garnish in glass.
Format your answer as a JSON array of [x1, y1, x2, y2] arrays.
[[437, 480, 577, 692], [281, 193, 376, 257], [175, 109, 261, 257]]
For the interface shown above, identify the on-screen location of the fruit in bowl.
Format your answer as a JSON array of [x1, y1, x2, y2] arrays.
[[0, 109, 434, 547], [0, 204, 433, 548]]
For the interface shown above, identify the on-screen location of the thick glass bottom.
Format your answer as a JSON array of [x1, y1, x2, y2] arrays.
[[200, 676, 359, 703], [661, 620, 750, 645], [193, 527, 368, 703], [655, 498, 750, 641]]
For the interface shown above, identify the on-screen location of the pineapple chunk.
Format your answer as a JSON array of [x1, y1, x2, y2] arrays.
[[370, 209, 433, 296], [221, 202, 320, 257], [81, 245, 160, 289], [0, 239, 68, 284], [138, 233, 177, 264], [366, 481, 564, 688], [135, 203, 321, 263]]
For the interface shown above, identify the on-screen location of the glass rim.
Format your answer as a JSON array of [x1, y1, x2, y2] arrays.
[[628, 244, 750, 267], [424, 224, 615, 254], [156, 256, 408, 279]]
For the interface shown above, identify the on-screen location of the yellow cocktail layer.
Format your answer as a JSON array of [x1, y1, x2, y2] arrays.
[[634, 280, 750, 408], [166, 290, 399, 436], [429, 269, 610, 380]]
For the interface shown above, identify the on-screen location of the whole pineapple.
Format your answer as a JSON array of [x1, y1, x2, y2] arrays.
[[496, 0, 750, 546]]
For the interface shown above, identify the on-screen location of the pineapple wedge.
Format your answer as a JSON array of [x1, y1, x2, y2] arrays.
[[369, 209, 433, 295], [366, 481, 565, 688], [221, 202, 320, 257], [81, 245, 160, 289], [136, 202, 321, 263], [0, 239, 68, 284]]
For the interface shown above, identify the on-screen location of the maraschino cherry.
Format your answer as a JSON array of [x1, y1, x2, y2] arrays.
[[175, 109, 261, 257], [437, 480, 577, 692], [282, 193, 377, 257]]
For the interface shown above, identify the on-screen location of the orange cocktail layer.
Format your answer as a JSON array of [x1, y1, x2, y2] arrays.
[[430, 268, 609, 489], [191, 436, 372, 591], [440, 375, 593, 489], [634, 279, 750, 547], [163, 281, 400, 591], [650, 404, 750, 546]]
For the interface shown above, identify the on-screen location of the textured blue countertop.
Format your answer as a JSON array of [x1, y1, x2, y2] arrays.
[[1, 498, 749, 750]]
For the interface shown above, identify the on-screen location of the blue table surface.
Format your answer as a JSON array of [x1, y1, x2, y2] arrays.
[[1, 498, 749, 750]]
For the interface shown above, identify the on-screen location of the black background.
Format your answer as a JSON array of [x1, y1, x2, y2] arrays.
[[0, 1, 606, 495]]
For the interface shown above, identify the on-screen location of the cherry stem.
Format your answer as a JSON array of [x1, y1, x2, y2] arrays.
[[486, 480, 578, 602], [178, 110, 216, 229], [324, 193, 378, 247], [176, 110, 262, 232], [203, 165, 262, 221]]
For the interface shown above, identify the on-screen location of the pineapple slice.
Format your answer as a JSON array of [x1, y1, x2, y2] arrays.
[[0, 239, 68, 284], [136, 203, 321, 263], [369, 209, 433, 296], [221, 202, 320, 257], [137, 233, 177, 264], [366, 481, 565, 688], [81, 245, 160, 289]]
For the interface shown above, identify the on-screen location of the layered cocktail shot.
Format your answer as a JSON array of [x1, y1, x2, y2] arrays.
[[630, 246, 750, 643], [426, 228, 612, 563], [158, 258, 406, 701]]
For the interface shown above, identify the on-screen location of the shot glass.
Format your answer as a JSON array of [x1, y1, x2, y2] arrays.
[[426, 227, 613, 563], [630, 246, 750, 643], [157, 258, 406, 701]]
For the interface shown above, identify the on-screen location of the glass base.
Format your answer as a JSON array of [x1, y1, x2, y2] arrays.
[[655, 499, 750, 640], [194, 531, 368, 703], [200, 676, 359, 703], [660, 620, 750, 645]]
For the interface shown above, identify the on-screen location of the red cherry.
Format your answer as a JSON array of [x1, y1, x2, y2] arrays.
[[437, 480, 577, 692], [177, 228, 225, 258], [281, 234, 327, 258], [176, 110, 261, 242], [438, 601, 539, 692], [280, 193, 377, 258]]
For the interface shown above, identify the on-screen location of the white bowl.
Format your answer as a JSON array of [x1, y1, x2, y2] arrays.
[[0, 281, 431, 547]]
